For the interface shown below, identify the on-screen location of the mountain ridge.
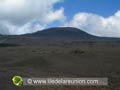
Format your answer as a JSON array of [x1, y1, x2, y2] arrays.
[[22, 27, 120, 41], [0, 27, 120, 43], [22, 27, 98, 40]]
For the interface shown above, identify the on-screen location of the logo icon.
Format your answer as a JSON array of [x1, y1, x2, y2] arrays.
[[12, 76, 23, 86]]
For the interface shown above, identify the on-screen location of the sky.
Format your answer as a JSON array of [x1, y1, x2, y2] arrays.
[[0, 0, 120, 37]]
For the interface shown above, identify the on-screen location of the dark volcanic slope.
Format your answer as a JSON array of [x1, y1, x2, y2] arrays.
[[1, 27, 120, 44], [23, 27, 120, 41], [24, 27, 97, 40], [27, 27, 93, 37]]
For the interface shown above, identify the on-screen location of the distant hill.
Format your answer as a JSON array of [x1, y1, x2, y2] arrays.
[[23, 27, 98, 40], [23, 27, 120, 41], [0, 27, 120, 44]]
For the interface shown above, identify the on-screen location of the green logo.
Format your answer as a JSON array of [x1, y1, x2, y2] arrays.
[[12, 76, 23, 86]]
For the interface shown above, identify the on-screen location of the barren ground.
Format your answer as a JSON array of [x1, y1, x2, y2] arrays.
[[0, 41, 120, 90]]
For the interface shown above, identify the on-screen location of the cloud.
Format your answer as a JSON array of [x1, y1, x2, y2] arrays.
[[43, 7, 66, 24], [0, 21, 46, 35], [0, 0, 66, 35], [0, 0, 120, 38], [66, 10, 120, 37]]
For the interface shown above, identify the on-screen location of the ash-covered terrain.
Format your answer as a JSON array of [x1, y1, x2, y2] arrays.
[[0, 27, 120, 90]]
